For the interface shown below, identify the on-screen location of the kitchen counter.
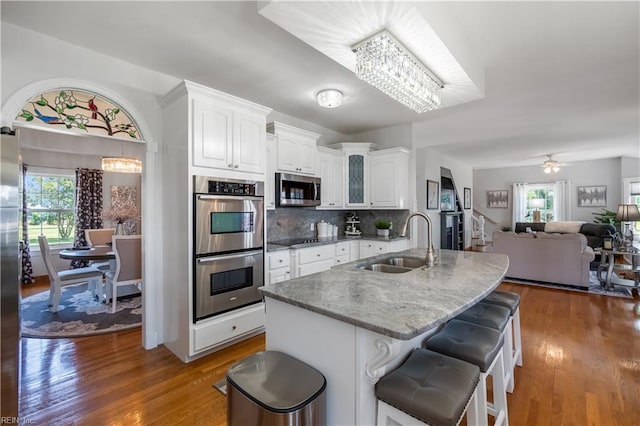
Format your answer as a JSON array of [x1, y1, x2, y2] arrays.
[[261, 248, 508, 339], [260, 248, 509, 425], [266, 234, 408, 251]]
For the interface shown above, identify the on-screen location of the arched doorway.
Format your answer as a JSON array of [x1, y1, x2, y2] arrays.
[[3, 79, 159, 349]]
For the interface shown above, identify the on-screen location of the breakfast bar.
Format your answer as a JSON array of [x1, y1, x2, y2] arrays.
[[260, 247, 509, 425]]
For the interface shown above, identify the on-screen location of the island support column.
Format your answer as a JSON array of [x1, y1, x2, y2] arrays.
[[265, 298, 428, 425]]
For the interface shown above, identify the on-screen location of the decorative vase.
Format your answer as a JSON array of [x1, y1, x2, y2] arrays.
[[377, 229, 390, 237], [115, 222, 125, 235]]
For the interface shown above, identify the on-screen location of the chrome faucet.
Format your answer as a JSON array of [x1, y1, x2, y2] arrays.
[[400, 212, 437, 267]]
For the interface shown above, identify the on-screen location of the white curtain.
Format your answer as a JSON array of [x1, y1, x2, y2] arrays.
[[512, 182, 526, 228], [554, 180, 571, 221]]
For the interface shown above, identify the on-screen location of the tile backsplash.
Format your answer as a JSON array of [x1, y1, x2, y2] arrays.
[[267, 208, 410, 241]]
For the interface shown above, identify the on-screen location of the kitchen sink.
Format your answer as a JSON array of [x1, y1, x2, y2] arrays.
[[360, 263, 413, 274], [384, 257, 426, 268], [358, 255, 428, 273]]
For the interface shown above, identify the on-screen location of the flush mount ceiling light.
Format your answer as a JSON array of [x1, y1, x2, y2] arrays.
[[352, 30, 444, 113], [542, 155, 561, 174], [101, 157, 142, 174], [317, 89, 343, 108]]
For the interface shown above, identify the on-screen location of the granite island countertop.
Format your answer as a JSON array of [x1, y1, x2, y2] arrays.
[[260, 248, 509, 340]]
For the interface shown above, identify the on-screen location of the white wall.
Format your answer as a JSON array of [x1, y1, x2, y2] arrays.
[[473, 157, 627, 237], [414, 146, 474, 249], [349, 123, 414, 150]]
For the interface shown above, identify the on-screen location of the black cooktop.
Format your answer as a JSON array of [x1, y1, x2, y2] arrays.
[[270, 237, 322, 246]]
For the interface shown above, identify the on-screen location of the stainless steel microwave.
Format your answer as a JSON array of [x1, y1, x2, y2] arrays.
[[276, 173, 321, 207]]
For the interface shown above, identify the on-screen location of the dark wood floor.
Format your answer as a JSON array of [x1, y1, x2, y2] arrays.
[[18, 280, 640, 425]]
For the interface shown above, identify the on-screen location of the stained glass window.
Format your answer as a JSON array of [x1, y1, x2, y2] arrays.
[[16, 89, 141, 140]]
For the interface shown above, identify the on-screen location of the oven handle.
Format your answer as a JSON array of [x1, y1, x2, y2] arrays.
[[196, 250, 263, 264], [196, 194, 264, 202]]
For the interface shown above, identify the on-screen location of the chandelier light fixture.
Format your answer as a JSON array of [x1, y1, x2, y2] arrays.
[[352, 30, 444, 113], [101, 157, 142, 174], [102, 141, 142, 173], [317, 89, 343, 108]]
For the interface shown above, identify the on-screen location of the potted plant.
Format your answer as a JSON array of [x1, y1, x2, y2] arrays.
[[375, 220, 392, 237]]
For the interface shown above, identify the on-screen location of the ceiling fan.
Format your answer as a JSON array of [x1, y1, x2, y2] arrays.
[[540, 155, 569, 174]]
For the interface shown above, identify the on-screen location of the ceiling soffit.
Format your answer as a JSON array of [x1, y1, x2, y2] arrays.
[[258, 1, 484, 110]]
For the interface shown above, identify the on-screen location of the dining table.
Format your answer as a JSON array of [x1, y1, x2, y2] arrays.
[[59, 245, 115, 261]]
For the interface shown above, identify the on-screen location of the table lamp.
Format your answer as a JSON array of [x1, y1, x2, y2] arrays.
[[529, 198, 545, 222], [614, 203, 640, 251]]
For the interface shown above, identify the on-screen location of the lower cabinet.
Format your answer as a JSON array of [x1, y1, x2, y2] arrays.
[[192, 303, 265, 353], [294, 244, 335, 278], [359, 239, 409, 260], [267, 250, 291, 284]]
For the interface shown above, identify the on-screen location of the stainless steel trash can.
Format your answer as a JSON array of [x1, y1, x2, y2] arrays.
[[226, 351, 327, 426]]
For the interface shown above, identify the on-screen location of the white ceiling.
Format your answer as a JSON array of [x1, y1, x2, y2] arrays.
[[2, 1, 639, 169]]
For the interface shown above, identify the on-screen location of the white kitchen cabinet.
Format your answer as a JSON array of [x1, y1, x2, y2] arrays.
[[359, 239, 409, 260], [317, 147, 345, 209], [334, 241, 350, 265], [265, 133, 277, 210], [369, 148, 410, 209], [159, 80, 272, 362], [267, 122, 320, 175], [293, 244, 335, 278], [348, 240, 360, 261], [343, 146, 370, 208], [191, 85, 270, 175], [192, 303, 265, 353], [267, 250, 291, 284]]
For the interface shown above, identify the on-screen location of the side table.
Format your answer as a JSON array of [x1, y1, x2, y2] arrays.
[[597, 248, 640, 291]]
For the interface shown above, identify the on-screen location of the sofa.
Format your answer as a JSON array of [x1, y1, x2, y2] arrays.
[[514, 221, 616, 269], [490, 231, 595, 287]]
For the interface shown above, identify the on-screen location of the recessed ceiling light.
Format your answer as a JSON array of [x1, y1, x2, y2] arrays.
[[316, 89, 343, 108]]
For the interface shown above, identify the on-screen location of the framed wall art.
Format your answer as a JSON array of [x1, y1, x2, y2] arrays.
[[487, 190, 508, 208], [577, 185, 606, 207], [427, 180, 439, 210], [464, 187, 471, 209]]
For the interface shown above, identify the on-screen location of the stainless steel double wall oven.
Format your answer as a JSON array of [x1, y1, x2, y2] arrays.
[[193, 176, 264, 322]]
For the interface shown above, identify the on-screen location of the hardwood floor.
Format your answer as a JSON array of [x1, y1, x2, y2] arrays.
[[18, 281, 640, 425]]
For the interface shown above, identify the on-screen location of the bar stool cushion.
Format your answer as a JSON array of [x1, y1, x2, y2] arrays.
[[482, 290, 520, 315], [424, 319, 503, 373], [454, 302, 511, 331], [375, 348, 480, 426]]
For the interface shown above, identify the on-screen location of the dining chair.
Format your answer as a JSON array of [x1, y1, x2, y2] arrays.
[[85, 228, 116, 246], [84, 228, 115, 272], [105, 235, 142, 313], [37, 235, 104, 313]]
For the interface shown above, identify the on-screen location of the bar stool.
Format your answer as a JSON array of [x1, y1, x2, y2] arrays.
[[375, 348, 481, 426], [453, 302, 515, 394], [424, 319, 508, 426], [482, 290, 522, 392]]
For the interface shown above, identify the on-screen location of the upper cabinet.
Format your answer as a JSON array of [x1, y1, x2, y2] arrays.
[[369, 148, 410, 209], [317, 147, 345, 209], [267, 122, 320, 175], [328, 143, 410, 210], [162, 80, 272, 178]]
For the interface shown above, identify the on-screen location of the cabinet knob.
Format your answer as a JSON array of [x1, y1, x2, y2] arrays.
[[279, 259, 283, 263], [232, 325, 237, 331], [228, 164, 233, 168], [234, 164, 239, 168], [317, 253, 321, 257]]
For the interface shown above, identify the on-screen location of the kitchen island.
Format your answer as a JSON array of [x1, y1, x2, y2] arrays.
[[260, 247, 509, 426]]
